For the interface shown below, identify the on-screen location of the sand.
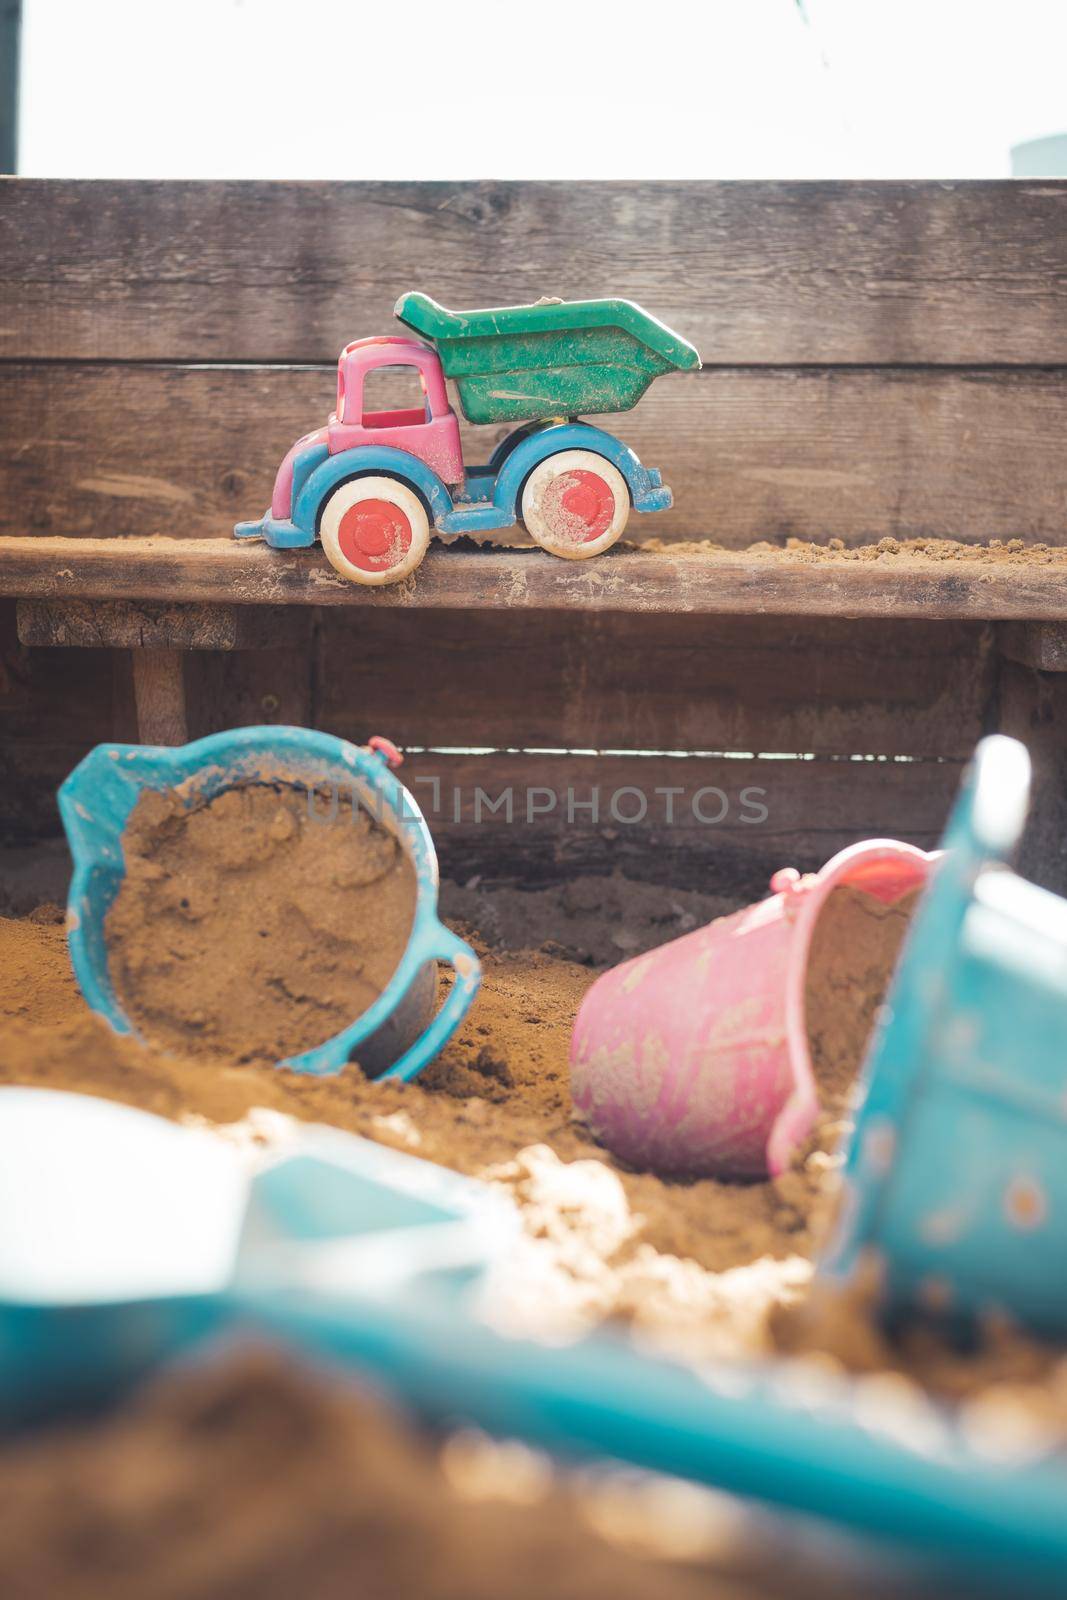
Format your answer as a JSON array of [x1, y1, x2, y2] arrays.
[[0, 879, 912, 1357], [106, 784, 416, 1065], [6, 877, 1064, 1394], [1, 877, 1065, 1597], [642, 535, 1067, 567], [805, 886, 919, 1117], [0, 1350, 719, 1600], [0, 916, 819, 1316], [0, 1347, 946, 1600]]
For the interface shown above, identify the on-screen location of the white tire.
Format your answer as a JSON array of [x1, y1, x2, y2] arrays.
[[520, 450, 630, 560], [319, 476, 431, 586]]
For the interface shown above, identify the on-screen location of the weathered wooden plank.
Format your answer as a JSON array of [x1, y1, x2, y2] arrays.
[[14, 598, 311, 651], [2, 537, 1067, 621], [394, 751, 960, 890], [997, 621, 1067, 673], [0, 600, 119, 835], [3, 364, 1066, 545], [1, 179, 1065, 364], [21, 559, 995, 761], [2, 607, 960, 869], [0, 604, 114, 747], [16, 598, 240, 650], [0, 608, 314, 835], [182, 643, 314, 744], [0, 737, 958, 897], [314, 610, 993, 759]]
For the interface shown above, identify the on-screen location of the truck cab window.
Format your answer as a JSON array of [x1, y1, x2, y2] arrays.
[[361, 364, 430, 428]]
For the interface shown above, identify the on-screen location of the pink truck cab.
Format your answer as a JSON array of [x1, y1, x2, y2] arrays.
[[330, 337, 464, 486], [268, 337, 463, 523]]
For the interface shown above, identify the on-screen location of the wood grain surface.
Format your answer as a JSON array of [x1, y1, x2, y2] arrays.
[[3, 180, 1064, 548], [1, 537, 1066, 620], [2, 179, 1064, 364], [16, 598, 240, 650], [1, 179, 1061, 873], [3, 363, 1065, 544], [392, 749, 960, 890], [312, 610, 992, 759]]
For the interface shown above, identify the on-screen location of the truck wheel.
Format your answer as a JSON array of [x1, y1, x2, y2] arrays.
[[520, 450, 629, 560], [319, 477, 430, 586]]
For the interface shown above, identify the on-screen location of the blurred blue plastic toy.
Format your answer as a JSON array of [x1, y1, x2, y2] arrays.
[[4, 1086, 1067, 1590], [825, 734, 1067, 1338], [0, 1090, 516, 1422], [58, 725, 479, 1080]]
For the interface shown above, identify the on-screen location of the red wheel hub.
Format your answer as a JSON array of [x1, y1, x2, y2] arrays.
[[546, 469, 615, 543], [337, 497, 413, 572]]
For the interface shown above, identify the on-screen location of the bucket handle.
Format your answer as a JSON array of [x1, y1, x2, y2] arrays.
[[381, 923, 482, 1084], [280, 921, 480, 1082]]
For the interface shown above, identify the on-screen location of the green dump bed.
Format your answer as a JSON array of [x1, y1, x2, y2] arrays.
[[394, 292, 701, 426]]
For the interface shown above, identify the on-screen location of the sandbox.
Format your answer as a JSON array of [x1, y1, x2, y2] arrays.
[[3, 863, 1066, 1598], [4, 172, 1067, 1600], [5, 864, 1065, 1405]]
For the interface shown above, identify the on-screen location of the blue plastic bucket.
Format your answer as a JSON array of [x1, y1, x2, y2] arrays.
[[58, 726, 479, 1080], [824, 735, 1067, 1336]]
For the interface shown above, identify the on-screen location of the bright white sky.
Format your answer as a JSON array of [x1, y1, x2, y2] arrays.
[[18, 0, 1067, 178]]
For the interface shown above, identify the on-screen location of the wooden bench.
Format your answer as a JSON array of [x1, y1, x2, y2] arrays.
[[2, 180, 1065, 901]]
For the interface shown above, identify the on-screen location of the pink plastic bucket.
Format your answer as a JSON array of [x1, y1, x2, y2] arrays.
[[570, 840, 936, 1181]]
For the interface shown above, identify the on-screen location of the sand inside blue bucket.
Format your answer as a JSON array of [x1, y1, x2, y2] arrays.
[[105, 782, 417, 1065]]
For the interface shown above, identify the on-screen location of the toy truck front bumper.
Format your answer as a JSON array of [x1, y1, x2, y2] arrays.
[[233, 512, 315, 550], [633, 467, 672, 514]]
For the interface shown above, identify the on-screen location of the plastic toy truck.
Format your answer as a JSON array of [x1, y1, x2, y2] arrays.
[[234, 292, 701, 586]]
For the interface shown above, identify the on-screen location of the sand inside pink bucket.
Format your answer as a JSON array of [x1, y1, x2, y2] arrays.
[[803, 883, 920, 1119]]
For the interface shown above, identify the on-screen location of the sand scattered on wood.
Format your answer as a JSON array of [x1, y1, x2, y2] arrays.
[[641, 536, 1067, 566]]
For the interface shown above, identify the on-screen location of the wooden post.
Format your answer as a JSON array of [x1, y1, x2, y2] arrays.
[[131, 649, 188, 745], [14, 597, 313, 749]]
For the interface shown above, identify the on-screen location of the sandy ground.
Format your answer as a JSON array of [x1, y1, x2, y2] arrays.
[[0, 904, 824, 1359], [1, 879, 1065, 1599]]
